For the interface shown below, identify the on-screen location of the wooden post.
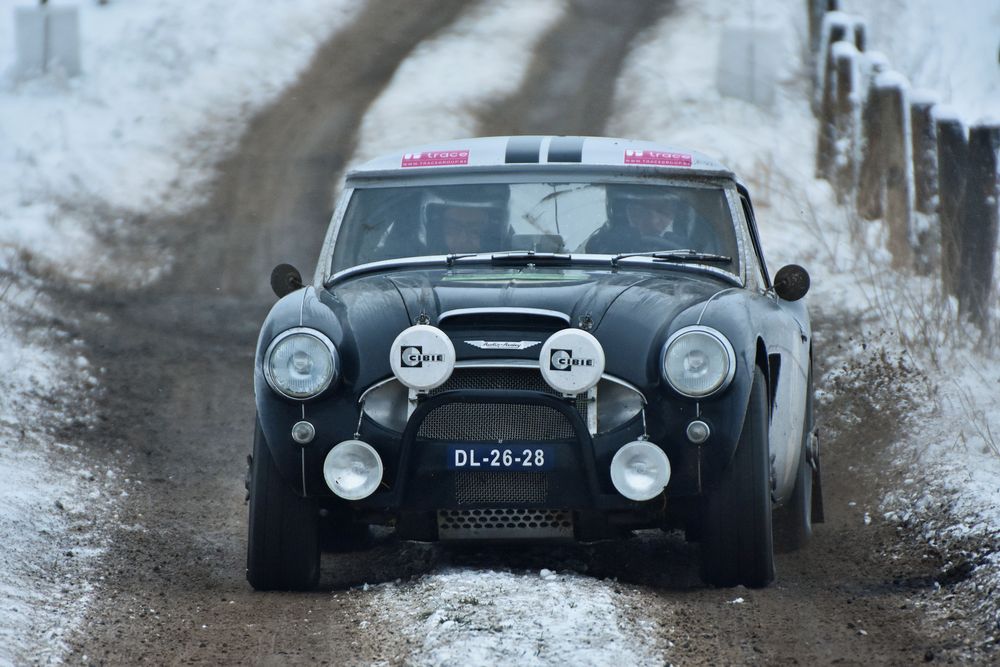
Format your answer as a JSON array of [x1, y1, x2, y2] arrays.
[[816, 17, 850, 179], [814, 12, 851, 114], [856, 53, 890, 220], [808, 0, 840, 66], [910, 94, 939, 214], [876, 72, 915, 271], [909, 93, 938, 274], [833, 42, 860, 203], [851, 17, 866, 53], [936, 111, 966, 298], [958, 124, 1000, 329]]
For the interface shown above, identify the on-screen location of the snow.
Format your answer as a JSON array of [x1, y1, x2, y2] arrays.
[[610, 0, 1000, 643], [368, 569, 664, 666], [0, 0, 998, 660], [0, 0, 360, 284], [0, 1, 359, 662], [349, 0, 564, 170]]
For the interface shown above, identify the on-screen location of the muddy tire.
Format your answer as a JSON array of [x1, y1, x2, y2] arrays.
[[701, 367, 775, 588], [246, 419, 320, 591], [774, 367, 815, 552]]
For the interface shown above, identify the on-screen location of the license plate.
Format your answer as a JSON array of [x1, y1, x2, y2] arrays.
[[447, 445, 554, 470]]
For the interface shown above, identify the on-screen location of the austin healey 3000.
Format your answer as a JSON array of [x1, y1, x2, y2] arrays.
[[246, 136, 822, 590]]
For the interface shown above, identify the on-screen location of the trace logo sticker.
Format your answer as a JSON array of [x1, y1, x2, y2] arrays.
[[401, 150, 470, 168], [624, 149, 692, 167], [400, 346, 444, 368], [549, 349, 595, 372]]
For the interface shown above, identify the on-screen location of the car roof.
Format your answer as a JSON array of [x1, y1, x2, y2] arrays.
[[346, 136, 735, 182]]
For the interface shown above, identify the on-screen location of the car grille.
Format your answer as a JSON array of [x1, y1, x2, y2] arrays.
[[417, 367, 587, 441], [455, 471, 547, 504], [437, 508, 573, 539]]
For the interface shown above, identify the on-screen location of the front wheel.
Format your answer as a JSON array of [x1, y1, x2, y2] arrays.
[[246, 418, 320, 590], [700, 366, 775, 588], [774, 366, 817, 552]]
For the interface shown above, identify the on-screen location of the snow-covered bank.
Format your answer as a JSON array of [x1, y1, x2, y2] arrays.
[[368, 569, 664, 666], [0, 0, 359, 283], [609, 0, 1000, 650], [838, 0, 1000, 126], [0, 1, 358, 662]]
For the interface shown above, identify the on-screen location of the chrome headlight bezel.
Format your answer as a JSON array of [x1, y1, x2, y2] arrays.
[[661, 325, 736, 399], [263, 327, 339, 400]]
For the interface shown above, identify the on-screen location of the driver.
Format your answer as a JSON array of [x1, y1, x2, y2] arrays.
[[424, 185, 511, 254], [585, 186, 690, 254]]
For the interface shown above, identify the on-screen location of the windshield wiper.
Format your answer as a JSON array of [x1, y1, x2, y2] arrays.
[[448, 251, 573, 266], [611, 249, 732, 267], [490, 251, 572, 265]]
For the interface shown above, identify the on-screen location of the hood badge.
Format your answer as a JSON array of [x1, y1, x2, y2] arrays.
[[465, 340, 542, 351]]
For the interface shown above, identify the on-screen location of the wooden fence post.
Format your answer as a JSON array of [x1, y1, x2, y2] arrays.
[[832, 41, 860, 204], [958, 124, 1000, 330], [910, 93, 939, 214], [809, 0, 840, 58], [875, 72, 915, 271], [910, 93, 938, 273], [936, 110, 966, 298], [814, 12, 851, 115], [856, 52, 890, 220]]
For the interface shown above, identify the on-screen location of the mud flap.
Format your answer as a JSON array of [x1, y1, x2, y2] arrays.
[[809, 430, 825, 523]]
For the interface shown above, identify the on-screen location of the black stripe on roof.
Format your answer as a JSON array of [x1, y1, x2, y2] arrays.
[[546, 137, 584, 162], [505, 137, 542, 163]]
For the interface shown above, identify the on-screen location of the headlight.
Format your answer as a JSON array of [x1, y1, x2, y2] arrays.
[[263, 328, 338, 399], [662, 326, 736, 398]]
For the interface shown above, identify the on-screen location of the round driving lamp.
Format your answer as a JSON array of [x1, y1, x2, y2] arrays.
[[263, 328, 339, 399], [323, 440, 384, 500], [662, 326, 736, 398], [610, 440, 671, 501]]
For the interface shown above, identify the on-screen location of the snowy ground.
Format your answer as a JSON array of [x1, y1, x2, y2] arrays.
[[608, 0, 1000, 644], [2, 0, 999, 662], [0, 0, 358, 662]]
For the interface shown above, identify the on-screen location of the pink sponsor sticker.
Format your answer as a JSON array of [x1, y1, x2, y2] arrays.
[[401, 150, 470, 168], [623, 149, 692, 167]]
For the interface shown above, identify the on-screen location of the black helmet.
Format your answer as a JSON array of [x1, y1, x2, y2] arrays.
[[423, 184, 511, 252], [605, 184, 692, 230]]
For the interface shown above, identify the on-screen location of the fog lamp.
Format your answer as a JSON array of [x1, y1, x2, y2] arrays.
[[686, 420, 710, 444], [610, 440, 671, 501], [323, 440, 383, 500], [291, 420, 316, 445]]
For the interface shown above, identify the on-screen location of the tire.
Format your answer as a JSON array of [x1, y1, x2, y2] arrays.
[[774, 367, 815, 552], [246, 418, 320, 591], [700, 367, 775, 588]]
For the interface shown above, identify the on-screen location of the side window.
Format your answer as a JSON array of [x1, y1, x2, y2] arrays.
[[739, 195, 770, 291]]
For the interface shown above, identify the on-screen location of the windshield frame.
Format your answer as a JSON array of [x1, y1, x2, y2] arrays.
[[316, 169, 749, 287]]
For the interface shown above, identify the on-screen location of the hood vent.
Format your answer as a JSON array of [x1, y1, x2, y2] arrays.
[[438, 307, 570, 332]]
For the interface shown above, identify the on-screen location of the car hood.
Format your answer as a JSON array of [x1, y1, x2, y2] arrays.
[[312, 265, 733, 391]]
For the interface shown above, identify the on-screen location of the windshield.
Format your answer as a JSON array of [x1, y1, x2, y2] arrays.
[[330, 182, 739, 273]]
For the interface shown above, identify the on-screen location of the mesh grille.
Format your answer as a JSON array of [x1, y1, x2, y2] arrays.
[[417, 367, 587, 441], [438, 509, 573, 539], [455, 471, 547, 504]]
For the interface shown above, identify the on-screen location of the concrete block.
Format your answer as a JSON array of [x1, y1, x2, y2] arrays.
[[717, 27, 782, 108], [14, 5, 81, 78]]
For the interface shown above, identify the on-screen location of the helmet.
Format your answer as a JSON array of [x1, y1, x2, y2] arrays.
[[423, 184, 511, 253], [605, 185, 693, 232]]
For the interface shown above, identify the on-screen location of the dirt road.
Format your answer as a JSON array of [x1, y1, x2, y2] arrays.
[[62, 1, 958, 663]]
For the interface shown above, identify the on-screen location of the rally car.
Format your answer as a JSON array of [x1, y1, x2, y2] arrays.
[[246, 136, 822, 590]]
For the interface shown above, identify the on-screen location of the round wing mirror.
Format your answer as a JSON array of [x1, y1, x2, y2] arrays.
[[270, 263, 303, 298], [773, 264, 810, 301]]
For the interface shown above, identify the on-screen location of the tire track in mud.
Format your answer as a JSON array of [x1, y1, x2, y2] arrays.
[[477, 0, 675, 136], [60, 2, 474, 663]]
